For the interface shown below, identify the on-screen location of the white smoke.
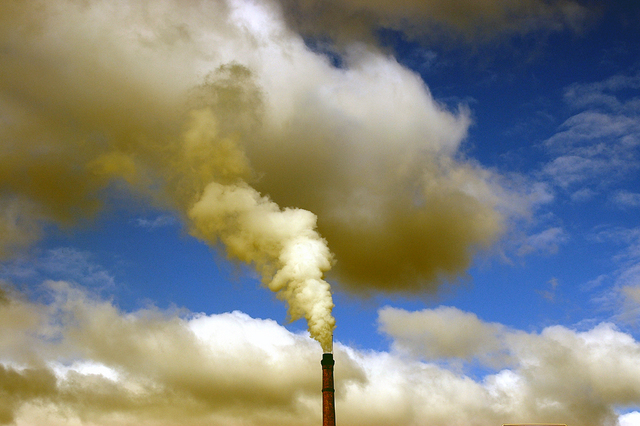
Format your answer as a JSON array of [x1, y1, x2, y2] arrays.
[[189, 181, 335, 351]]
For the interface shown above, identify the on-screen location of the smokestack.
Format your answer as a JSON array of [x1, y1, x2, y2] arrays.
[[321, 352, 336, 426]]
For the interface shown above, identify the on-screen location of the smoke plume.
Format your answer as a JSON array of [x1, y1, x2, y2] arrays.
[[189, 180, 335, 351], [0, 0, 554, 344], [0, 0, 338, 349]]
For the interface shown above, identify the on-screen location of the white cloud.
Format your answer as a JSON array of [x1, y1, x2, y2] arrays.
[[50, 361, 121, 382], [517, 227, 568, 256], [4, 284, 640, 426], [619, 411, 640, 426], [542, 154, 603, 188], [0, 247, 115, 290], [570, 186, 596, 202], [379, 306, 640, 426], [542, 73, 640, 197], [378, 306, 506, 365], [537, 277, 560, 302], [584, 227, 640, 323], [134, 215, 178, 229], [612, 190, 640, 208], [563, 72, 640, 112]]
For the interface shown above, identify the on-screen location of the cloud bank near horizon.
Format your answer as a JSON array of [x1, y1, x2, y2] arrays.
[[1, 281, 639, 426]]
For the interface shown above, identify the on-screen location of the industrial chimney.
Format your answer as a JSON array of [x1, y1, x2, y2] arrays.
[[322, 353, 336, 426]]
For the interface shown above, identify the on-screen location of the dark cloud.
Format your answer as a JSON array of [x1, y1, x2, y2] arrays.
[[275, 0, 594, 45]]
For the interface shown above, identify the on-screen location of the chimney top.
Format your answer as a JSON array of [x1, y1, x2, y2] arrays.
[[321, 353, 334, 366]]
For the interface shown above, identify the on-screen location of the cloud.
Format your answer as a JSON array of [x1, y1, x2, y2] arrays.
[[535, 277, 560, 303], [0, 365, 57, 425], [517, 227, 568, 256], [623, 286, 640, 305], [0, 282, 48, 364], [563, 72, 640, 112], [378, 305, 640, 426], [0, 247, 115, 290], [0, 0, 531, 302], [134, 215, 178, 229], [275, 0, 592, 45], [2, 283, 640, 426], [570, 187, 596, 202], [0, 198, 42, 259], [0, 0, 341, 348], [0, 281, 366, 426], [542, 72, 640, 198], [621, 285, 640, 325], [612, 190, 640, 208], [595, 227, 640, 283], [582, 227, 640, 324], [620, 411, 640, 426], [378, 306, 506, 364]]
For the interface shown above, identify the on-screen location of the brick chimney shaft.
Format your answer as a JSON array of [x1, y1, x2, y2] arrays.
[[321, 353, 336, 426]]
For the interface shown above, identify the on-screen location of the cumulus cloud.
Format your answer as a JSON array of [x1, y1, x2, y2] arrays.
[[0, 0, 532, 304], [378, 306, 506, 364], [2, 283, 640, 426], [0, 281, 364, 425], [620, 411, 640, 426], [378, 305, 640, 426]]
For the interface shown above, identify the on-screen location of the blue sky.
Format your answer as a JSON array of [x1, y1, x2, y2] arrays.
[[1, 1, 640, 425]]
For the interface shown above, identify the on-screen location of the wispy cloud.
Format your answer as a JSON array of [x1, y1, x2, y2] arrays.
[[563, 73, 640, 112], [517, 227, 568, 256], [611, 190, 640, 208], [541, 72, 640, 199], [537, 277, 560, 302], [587, 227, 640, 323], [134, 215, 178, 229], [0, 247, 115, 290]]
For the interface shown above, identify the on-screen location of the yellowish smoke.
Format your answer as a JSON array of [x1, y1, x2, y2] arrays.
[[189, 180, 335, 351], [181, 108, 335, 350], [0, 0, 337, 348], [0, 0, 543, 347]]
